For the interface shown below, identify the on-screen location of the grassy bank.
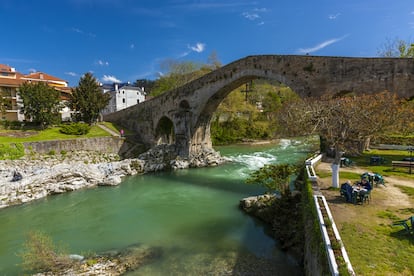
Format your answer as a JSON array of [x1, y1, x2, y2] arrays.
[[316, 149, 414, 275], [0, 123, 118, 144]]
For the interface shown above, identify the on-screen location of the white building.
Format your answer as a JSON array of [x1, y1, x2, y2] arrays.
[[101, 83, 146, 114]]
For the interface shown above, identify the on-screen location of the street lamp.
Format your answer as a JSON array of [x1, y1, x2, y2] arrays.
[[408, 146, 414, 174], [241, 81, 253, 102]]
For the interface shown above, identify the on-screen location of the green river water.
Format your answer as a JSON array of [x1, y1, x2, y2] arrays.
[[0, 138, 316, 275]]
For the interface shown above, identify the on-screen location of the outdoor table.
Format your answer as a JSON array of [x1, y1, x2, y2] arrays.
[[352, 186, 368, 204], [370, 156, 383, 165]]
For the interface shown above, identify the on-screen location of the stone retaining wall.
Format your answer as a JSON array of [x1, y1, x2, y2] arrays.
[[23, 137, 126, 155]]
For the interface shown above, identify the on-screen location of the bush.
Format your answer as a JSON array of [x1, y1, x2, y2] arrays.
[[211, 117, 272, 145], [18, 231, 74, 273], [0, 143, 25, 160], [59, 122, 91, 135]]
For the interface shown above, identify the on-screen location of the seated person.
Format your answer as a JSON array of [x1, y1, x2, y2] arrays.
[[361, 178, 372, 191], [340, 180, 353, 202]]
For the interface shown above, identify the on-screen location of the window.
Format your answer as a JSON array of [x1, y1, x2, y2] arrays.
[[123, 98, 125, 103]]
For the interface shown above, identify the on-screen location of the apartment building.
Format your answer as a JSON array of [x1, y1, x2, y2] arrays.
[[0, 64, 72, 121]]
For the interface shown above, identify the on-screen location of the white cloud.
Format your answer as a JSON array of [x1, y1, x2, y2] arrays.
[[298, 35, 349, 54], [328, 13, 341, 20], [254, 8, 268, 12], [65, 72, 77, 77], [185, 2, 253, 10], [242, 12, 259, 20], [71, 27, 83, 34], [97, 60, 109, 66], [242, 7, 267, 23], [189, 42, 206, 53], [29, 68, 36, 73], [102, 75, 121, 83], [70, 27, 96, 38]]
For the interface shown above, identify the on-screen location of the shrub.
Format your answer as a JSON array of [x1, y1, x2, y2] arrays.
[[18, 231, 74, 273], [59, 122, 91, 135], [0, 143, 25, 160], [1, 120, 10, 129]]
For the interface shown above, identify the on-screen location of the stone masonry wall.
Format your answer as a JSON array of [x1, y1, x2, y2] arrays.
[[23, 137, 125, 155]]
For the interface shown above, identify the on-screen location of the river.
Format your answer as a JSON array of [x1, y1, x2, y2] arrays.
[[0, 138, 316, 275]]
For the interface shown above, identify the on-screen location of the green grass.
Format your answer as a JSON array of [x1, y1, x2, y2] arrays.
[[0, 125, 111, 144], [99, 122, 134, 135], [318, 148, 414, 275], [340, 221, 414, 275], [395, 185, 414, 198], [317, 170, 360, 181], [348, 149, 414, 180]]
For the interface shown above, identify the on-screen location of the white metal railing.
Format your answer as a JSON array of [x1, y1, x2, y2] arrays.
[[305, 153, 322, 181], [314, 194, 355, 276], [306, 153, 355, 276]]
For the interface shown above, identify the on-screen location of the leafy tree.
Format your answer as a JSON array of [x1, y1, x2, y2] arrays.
[[70, 73, 111, 124], [211, 80, 298, 144], [133, 79, 155, 94], [378, 38, 414, 57], [151, 53, 222, 97], [18, 82, 61, 128], [0, 91, 12, 115], [151, 60, 206, 97], [246, 163, 297, 195]]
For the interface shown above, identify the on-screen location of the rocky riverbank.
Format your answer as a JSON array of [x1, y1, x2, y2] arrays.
[[0, 145, 227, 209], [32, 243, 162, 276], [239, 191, 305, 267]]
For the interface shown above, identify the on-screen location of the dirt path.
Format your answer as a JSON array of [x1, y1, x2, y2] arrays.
[[314, 161, 414, 224]]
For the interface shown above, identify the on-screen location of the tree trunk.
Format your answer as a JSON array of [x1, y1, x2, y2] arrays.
[[331, 163, 340, 188], [331, 144, 344, 188], [363, 136, 371, 151]]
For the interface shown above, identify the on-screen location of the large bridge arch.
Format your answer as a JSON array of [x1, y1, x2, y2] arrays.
[[104, 55, 414, 159]]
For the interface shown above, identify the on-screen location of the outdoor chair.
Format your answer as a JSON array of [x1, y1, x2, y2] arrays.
[[373, 173, 386, 187], [392, 216, 414, 234], [360, 190, 371, 204]]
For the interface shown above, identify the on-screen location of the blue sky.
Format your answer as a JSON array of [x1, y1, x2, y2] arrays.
[[1, 0, 413, 86]]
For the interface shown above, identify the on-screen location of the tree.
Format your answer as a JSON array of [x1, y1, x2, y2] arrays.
[[18, 82, 61, 128], [133, 79, 155, 94], [0, 91, 12, 116], [151, 60, 206, 97], [69, 73, 111, 124], [246, 163, 297, 195], [207, 51, 222, 70], [150, 53, 222, 97], [277, 92, 403, 187], [378, 38, 414, 57]]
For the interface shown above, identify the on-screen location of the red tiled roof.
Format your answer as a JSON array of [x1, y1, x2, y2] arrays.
[[22, 72, 67, 83], [0, 77, 23, 86], [0, 64, 10, 71]]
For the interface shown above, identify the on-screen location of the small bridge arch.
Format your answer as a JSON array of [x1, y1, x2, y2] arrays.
[[104, 55, 414, 159]]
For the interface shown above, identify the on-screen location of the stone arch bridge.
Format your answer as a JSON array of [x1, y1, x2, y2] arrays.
[[104, 55, 414, 159]]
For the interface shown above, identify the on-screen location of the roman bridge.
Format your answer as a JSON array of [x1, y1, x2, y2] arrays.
[[104, 54, 414, 159]]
